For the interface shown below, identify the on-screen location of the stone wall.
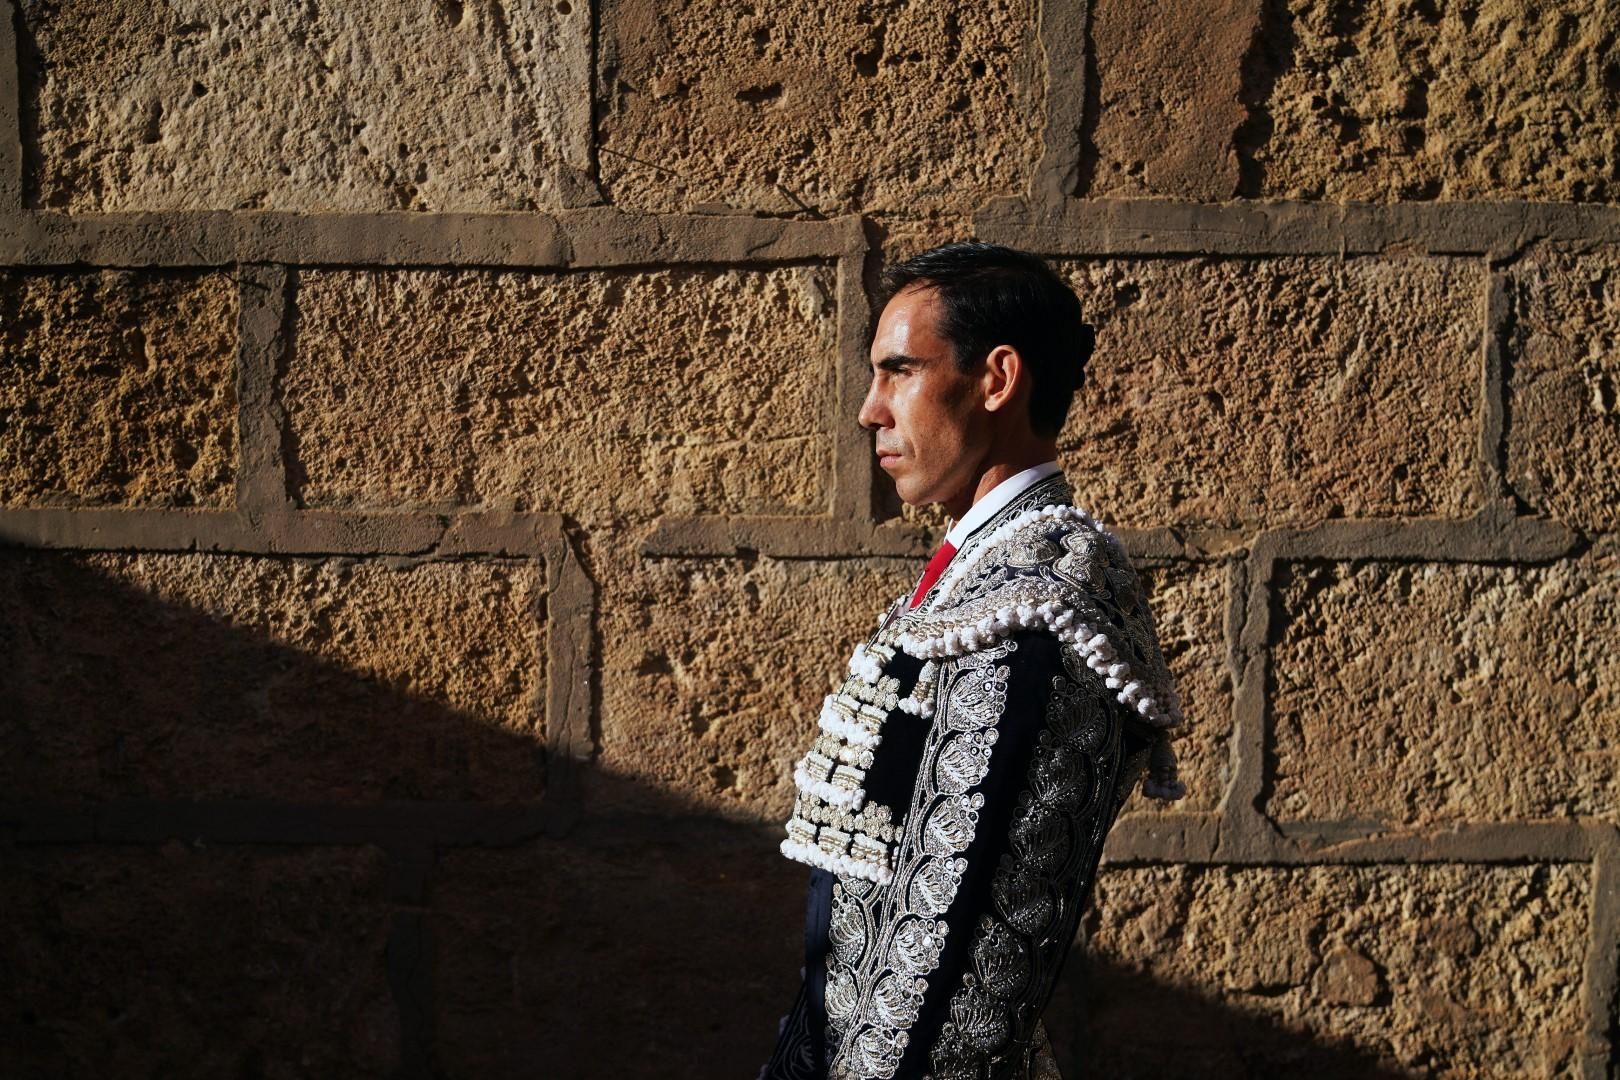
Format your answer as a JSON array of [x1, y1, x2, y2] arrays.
[[0, 1, 1614, 1077]]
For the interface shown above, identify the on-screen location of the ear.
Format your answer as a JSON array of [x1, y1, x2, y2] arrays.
[[980, 344, 1025, 414]]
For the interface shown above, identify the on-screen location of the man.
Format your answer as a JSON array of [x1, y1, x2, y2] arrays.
[[761, 242, 1185, 1080]]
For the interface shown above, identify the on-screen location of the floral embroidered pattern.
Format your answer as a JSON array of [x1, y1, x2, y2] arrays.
[[825, 643, 1019, 1080], [926, 647, 1130, 1079]]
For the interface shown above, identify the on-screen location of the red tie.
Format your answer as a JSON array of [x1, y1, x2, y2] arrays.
[[909, 540, 958, 608]]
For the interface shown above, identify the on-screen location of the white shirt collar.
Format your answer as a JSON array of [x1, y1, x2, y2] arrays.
[[944, 460, 1062, 548]]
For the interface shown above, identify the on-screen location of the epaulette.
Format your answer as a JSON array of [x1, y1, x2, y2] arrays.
[[885, 503, 1185, 800], [893, 504, 1183, 731]]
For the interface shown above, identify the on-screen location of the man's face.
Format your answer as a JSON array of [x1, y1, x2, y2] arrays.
[[858, 285, 989, 509]]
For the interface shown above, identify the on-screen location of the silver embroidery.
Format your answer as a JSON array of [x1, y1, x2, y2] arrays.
[[933, 729, 996, 794], [825, 644, 1017, 1080], [826, 967, 859, 1024], [831, 892, 868, 966], [906, 515, 1181, 732], [889, 917, 949, 977], [783, 470, 1184, 897], [971, 921, 1030, 1001], [871, 972, 927, 1028], [927, 649, 1128, 1079], [908, 857, 969, 918], [922, 793, 985, 857]]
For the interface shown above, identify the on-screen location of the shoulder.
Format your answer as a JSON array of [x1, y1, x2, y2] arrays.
[[898, 504, 1183, 731]]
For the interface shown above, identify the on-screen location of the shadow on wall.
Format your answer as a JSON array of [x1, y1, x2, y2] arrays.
[[1, 551, 1408, 1079], [1046, 955, 1411, 1079]]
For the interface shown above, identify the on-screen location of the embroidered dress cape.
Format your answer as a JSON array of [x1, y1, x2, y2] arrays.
[[762, 471, 1185, 1080]]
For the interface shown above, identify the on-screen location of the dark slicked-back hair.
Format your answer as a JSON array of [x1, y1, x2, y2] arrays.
[[878, 241, 1094, 438]]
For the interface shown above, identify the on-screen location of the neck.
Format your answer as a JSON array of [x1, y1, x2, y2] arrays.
[[942, 443, 1057, 520]]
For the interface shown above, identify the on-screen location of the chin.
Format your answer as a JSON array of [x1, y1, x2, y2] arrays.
[[894, 479, 939, 509]]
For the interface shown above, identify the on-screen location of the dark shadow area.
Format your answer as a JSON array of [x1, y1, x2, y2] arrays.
[[1232, 0, 1297, 199], [0, 549, 548, 805], [425, 801, 807, 1079], [10, 0, 47, 210], [1073, 0, 1103, 199], [0, 549, 1428, 1078], [1046, 953, 1413, 1079]]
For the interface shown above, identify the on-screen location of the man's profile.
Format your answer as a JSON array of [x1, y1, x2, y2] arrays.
[[761, 242, 1184, 1080]]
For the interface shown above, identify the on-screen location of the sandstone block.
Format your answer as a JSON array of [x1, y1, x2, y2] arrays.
[[592, 555, 911, 822], [1125, 559, 1233, 815], [1062, 863, 1590, 1076], [0, 270, 236, 507], [1244, 1, 1619, 201], [0, 844, 395, 1077], [599, 0, 1042, 217], [286, 267, 835, 521], [0, 552, 546, 802], [432, 827, 805, 1077], [18, 0, 590, 211], [1088, 0, 1257, 199], [1057, 257, 1483, 529], [1270, 553, 1619, 826], [1507, 252, 1620, 530]]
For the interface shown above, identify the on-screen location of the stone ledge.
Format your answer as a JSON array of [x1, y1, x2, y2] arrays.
[[979, 197, 1620, 258], [0, 208, 864, 267], [0, 508, 574, 557], [0, 201, 1616, 267]]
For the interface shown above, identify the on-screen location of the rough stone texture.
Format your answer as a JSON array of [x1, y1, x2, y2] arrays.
[[593, 550, 1232, 822], [874, 216, 985, 307], [0, 552, 546, 802], [1056, 256, 1483, 529], [592, 555, 911, 822], [1087, 0, 1257, 199], [1507, 251, 1620, 530], [17, 0, 590, 211], [1125, 560, 1233, 815], [1060, 863, 1591, 1077], [5, 2, 1618, 1074], [1270, 552, 1620, 826], [0, 270, 236, 507], [432, 823, 805, 1078], [1244, 1, 1620, 201], [0, 844, 395, 1078], [598, 0, 1042, 218], [286, 267, 835, 519]]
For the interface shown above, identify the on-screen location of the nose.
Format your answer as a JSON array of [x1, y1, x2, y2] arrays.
[[858, 376, 888, 431]]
